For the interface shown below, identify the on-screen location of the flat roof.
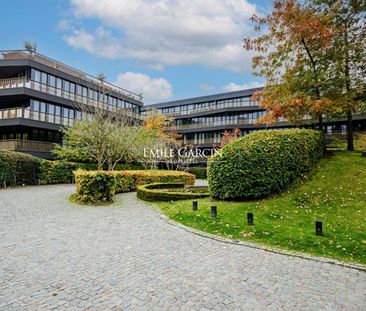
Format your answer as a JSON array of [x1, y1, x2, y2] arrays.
[[144, 87, 263, 110]]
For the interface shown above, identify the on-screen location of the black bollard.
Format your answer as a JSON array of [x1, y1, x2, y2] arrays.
[[192, 201, 198, 211], [315, 221, 323, 236], [247, 212, 254, 226], [211, 206, 217, 218]]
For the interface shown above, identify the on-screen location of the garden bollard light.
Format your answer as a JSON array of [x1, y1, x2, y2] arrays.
[[211, 206, 217, 218], [192, 201, 198, 211], [316, 221, 323, 236], [247, 212, 254, 226]]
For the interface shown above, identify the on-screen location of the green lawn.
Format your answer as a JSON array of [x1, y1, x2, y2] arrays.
[[154, 152, 366, 264]]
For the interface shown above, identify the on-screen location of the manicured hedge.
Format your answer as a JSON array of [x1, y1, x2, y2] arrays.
[[0, 150, 40, 186], [208, 129, 324, 200], [75, 171, 116, 203], [187, 167, 207, 179], [137, 183, 210, 202], [74, 170, 196, 203], [39, 161, 77, 185], [0, 149, 144, 188]]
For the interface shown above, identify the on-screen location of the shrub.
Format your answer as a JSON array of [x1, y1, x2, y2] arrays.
[[0, 150, 41, 186], [74, 170, 195, 203], [74, 171, 116, 203], [39, 161, 77, 185], [137, 183, 210, 202], [0, 149, 146, 188], [208, 129, 324, 200], [187, 167, 207, 179]]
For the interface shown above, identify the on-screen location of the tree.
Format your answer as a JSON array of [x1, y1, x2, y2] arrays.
[[54, 106, 138, 170], [220, 128, 241, 147], [244, 0, 366, 150], [244, 0, 335, 129], [311, 0, 366, 150], [142, 108, 184, 169]]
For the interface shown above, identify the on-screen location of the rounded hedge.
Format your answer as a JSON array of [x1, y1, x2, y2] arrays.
[[208, 129, 324, 200], [74, 170, 196, 203], [137, 183, 210, 202]]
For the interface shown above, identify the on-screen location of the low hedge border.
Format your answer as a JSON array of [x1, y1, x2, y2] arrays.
[[74, 170, 196, 203], [137, 183, 210, 202], [0, 149, 145, 188]]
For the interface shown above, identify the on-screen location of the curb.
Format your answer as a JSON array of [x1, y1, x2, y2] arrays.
[[150, 204, 366, 273]]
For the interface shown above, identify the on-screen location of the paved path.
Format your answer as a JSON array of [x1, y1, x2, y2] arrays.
[[0, 185, 365, 311]]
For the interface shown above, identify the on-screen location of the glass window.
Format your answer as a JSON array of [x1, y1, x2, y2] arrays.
[[56, 78, 62, 89], [41, 72, 48, 84], [55, 106, 61, 116], [70, 83, 75, 94], [40, 102, 46, 113], [48, 104, 55, 115], [76, 85, 82, 95], [63, 80, 70, 92], [30, 100, 40, 111], [69, 109, 75, 119], [82, 87, 87, 97], [31, 69, 41, 82], [49, 75, 56, 87]]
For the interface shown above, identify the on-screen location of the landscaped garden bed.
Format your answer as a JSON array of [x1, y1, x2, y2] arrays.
[[154, 152, 366, 264], [74, 170, 195, 203], [137, 182, 209, 202]]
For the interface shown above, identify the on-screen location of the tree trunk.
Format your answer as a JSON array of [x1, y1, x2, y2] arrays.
[[318, 114, 323, 131], [347, 111, 354, 151]]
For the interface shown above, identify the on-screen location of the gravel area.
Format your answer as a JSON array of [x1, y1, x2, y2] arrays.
[[0, 184, 365, 310]]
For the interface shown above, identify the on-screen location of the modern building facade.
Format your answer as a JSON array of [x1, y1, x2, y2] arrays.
[[0, 50, 143, 158], [1, 49, 365, 159], [144, 89, 366, 150]]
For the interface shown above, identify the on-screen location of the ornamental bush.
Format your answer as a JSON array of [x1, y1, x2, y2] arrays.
[[74, 170, 195, 203], [208, 129, 324, 200], [39, 161, 77, 185], [187, 167, 207, 179], [0, 150, 41, 186], [137, 183, 209, 202], [75, 171, 116, 203], [0, 149, 144, 188]]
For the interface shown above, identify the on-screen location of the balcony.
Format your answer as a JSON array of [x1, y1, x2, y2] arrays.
[[0, 139, 56, 153], [0, 50, 142, 102], [0, 107, 76, 127], [183, 138, 221, 146], [160, 101, 260, 117], [0, 78, 141, 120], [175, 119, 257, 131]]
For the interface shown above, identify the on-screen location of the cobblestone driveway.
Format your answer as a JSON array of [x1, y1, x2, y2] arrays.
[[0, 185, 365, 310]]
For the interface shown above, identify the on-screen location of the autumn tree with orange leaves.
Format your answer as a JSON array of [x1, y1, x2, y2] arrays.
[[244, 0, 366, 150]]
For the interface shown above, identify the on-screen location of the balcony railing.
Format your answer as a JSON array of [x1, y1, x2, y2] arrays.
[[0, 77, 141, 120], [0, 50, 142, 102], [0, 139, 56, 153], [183, 138, 221, 146], [158, 101, 260, 117], [0, 107, 76, 127], [175, 119, 258, 130]]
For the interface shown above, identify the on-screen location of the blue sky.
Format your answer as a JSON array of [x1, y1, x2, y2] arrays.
[[0, 0, 271, 104]]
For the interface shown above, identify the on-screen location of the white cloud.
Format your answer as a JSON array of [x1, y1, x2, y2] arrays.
[[199, 83, 215, 92], [114, 72, 173, 104], [223, 81, 264, 92], [64, 0, 259, 72]]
